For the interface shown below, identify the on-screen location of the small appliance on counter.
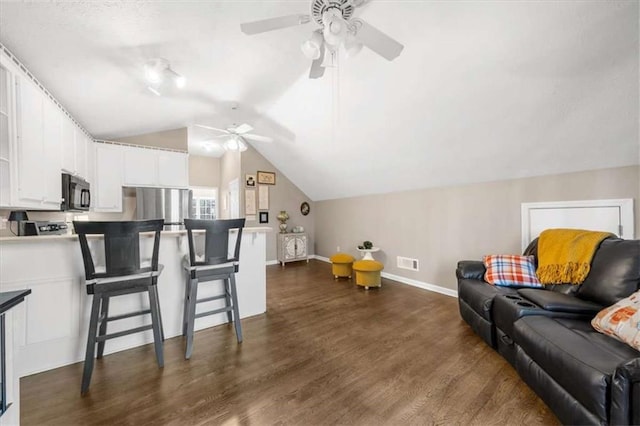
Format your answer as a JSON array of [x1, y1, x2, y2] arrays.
[[61, 173, 91, 211], [19, 221, 68, 236]]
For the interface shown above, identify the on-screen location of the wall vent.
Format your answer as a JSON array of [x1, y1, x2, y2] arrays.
[[397, 256, 419, 271]]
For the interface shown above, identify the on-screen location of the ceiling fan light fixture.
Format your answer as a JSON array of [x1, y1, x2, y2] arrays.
[[301, 30, 324, 60], [224, 136, 248, 152], [344, 33, 363, 58], [322, 10, 348, 46]]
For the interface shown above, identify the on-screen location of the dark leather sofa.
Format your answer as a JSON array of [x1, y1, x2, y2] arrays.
[[457, 237, 640, 425]]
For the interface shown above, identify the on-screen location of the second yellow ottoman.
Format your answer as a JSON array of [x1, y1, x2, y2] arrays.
[[352, 260, 384, 290], [330, 253, 355, 279]]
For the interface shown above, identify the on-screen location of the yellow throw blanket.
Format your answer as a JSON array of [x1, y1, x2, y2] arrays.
[[537, 228, 613, 285]]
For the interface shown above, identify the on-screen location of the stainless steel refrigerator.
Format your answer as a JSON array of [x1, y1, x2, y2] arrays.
[[135, 187, 192, 230]]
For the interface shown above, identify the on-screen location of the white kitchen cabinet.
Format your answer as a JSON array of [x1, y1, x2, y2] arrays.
[[61, 118, 90, 180], [123, 145, 158, 186], [42, 97, 63, 207], [14, 75, 61, 209], [61, 116, 75, 174], [75, 129, 88, 179], [122, 145, 188, 188], [157, 150, 188, 188], [277, 233, 309, 266], [0, 61, 13, 207], [94, 143, 123, 212], [86, 137, 95, 186]]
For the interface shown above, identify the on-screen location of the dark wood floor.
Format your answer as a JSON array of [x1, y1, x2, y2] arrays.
[[22, 260, 559, 425]]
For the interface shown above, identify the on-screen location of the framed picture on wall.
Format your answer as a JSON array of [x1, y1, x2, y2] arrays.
[[245, 174, 256, 187], [257, 171, 276, 185], [258, 185, 269, 210], [245, 189, 256, 215], [259, 212, 269, 224]]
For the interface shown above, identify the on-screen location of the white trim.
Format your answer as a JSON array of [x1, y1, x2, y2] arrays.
[[311, 255, 457, 298], [521, 198, 635, 251], [266, 259, 279, 266]]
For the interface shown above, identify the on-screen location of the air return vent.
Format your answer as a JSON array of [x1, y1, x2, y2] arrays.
[[397, 256, 419, 271]]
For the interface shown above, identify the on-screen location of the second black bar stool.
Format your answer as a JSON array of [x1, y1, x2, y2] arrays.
[[182, 218, 245, 359], [74, 219, 165, 395]]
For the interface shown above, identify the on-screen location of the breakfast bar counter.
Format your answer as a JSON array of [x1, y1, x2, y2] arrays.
[[0, 227, 271, 378]]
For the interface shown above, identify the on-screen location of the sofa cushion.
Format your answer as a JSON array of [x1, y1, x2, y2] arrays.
[[577, 238, 640, 306], [458, 279, 518, 321], [514, 316, 640, 421], [483, 255, 542, 288], [592, 290, 640, 351], [517, 288, 603, 314]]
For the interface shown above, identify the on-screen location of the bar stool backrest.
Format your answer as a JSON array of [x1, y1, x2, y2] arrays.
[[184, 219, 245, 267], [73, 220, 165, 281]]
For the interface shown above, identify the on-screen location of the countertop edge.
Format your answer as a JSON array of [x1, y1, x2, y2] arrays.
[[0, 226, 274, 243]]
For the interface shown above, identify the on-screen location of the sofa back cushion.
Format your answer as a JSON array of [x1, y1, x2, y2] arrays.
[[577, 238, 640, 306]]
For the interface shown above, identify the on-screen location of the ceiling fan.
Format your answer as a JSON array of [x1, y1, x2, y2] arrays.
[[240, 0, 404, 79], [195, 122, 273, 152]]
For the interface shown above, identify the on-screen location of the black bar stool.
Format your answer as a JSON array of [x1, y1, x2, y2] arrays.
[[74, 219, 165, 395], [182, 218, 245, 359]]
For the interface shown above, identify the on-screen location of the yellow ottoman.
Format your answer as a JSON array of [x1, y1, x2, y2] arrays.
[[352, 260, 384, 289], [330, 253, 355, 279]]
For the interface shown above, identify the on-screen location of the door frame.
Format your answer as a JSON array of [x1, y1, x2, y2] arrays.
[[520, 198, 634, 251]]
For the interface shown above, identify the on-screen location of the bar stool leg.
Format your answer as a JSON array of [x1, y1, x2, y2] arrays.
[[96, 296, 110, 359], [224, 278, 233, 324], [154, 286, 165, 341], [148, 285, 164, 368], [229, 273, 243, 343], [185, 278, 199, 359], [81, 294, 102, 395], [182, 274, 191, 336]]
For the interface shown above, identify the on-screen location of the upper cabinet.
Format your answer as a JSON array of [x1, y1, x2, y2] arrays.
[[61, 115, 90, 180], [122, 144, 188, 188], [94, 143, 123, 212], [13, 75, 61, 209], [0, 48, 93, 210]]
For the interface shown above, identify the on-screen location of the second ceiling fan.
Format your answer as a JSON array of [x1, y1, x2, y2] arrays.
[[195, 122, 273, 152], [240, 0, 404, 79]]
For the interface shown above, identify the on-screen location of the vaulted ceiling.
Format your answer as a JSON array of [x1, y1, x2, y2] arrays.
[[1, 1, 638, 200]]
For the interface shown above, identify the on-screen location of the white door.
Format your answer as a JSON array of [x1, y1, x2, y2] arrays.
[[74, 129, 87, 179], [0, 63, 13, 206], [521, 199, 634, 250]]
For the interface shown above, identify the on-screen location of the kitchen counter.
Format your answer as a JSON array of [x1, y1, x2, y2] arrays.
[[0, 226, 272, 378], [0, 226, 272, 242]]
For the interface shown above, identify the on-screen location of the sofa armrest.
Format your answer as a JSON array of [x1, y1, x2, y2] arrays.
[[612, 357, 640, 425], [517, 289, 603, 314], [456, 260, 486, 280]]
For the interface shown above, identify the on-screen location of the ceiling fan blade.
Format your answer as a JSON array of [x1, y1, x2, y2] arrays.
[[233, 123, 254, 134], [309, 44, 326, 79], [240, 14, 311, 35], [352, 19, 404, 61], [195, 124, 230, 134], [243, 133, 273, 143]]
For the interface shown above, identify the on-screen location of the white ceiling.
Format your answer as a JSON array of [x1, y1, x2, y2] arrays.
[[1, 1, 638, 200]]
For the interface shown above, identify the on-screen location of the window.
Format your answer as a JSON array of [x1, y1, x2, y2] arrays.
[[191, 187, 218, 220]]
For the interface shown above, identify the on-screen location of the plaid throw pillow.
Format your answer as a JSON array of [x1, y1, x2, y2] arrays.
[[483, 255, 542, 288]]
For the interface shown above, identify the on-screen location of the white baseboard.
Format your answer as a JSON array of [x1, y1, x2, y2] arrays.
[[266, 259, 279, 266], [311, 255, 457, 298]]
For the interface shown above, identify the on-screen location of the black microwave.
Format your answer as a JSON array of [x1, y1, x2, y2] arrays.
[[61, 173, 90, 211]]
